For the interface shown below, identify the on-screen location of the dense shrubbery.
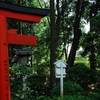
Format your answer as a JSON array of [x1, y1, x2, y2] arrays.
[[27, 74, 49, 97], [10, 63, 100, 100], [67, 63, 98, 89], [51, 80, 84, 97], [10, 65, 49, 100], [10, 64, 33, 100], [36, 95, 92, 100], [49, 63, 100, 100]]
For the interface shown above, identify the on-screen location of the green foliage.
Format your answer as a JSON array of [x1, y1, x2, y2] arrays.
[[27, 74, 49, 97], [97, 69, 100, 82], [88, 92, 100, 100], [36, 96, 51, 100], [62, 95, 91, 100], [67, 63, 98, 88], [36, 95, 91, 100], [10, 64, 33, 100], [91, 13, 100, 32], [35, 63, 100, 100], [80, 14, 100, 69], [10, 63, 99, 99], [86, 82, 100, 100], [10, 64, 50, 99], [74, 56, 90, 67], [51, 80, 84, 97]]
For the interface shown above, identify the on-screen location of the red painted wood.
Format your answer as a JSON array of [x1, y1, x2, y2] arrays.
[[0, 15, 11, 100], [0, 9, 42, 22], [0, 3, 45, 100], [8, 30, 37, 45]]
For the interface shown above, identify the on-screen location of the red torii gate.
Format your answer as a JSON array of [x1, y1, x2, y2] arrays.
[[0, 2, 49, 100]]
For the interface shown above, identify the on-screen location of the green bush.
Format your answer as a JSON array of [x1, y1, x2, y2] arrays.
[[62, 95, 91, 100], [51, 80, 84, 97], [36, 96, 51, 100], [36, 95, 91, 100], [27, 74, 49, 98], [88, 92, 100, 100], [87, 84, 100, 100], [97, 69, 100, 82], [10, 64, 33, 100], [67, 63, 98, 89], [10, 64, 50, 99]]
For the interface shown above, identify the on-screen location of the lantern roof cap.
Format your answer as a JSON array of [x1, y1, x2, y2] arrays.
[[54, 60, 67, 68]]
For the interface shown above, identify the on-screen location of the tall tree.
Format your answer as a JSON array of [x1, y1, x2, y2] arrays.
[[89, 0, 100, 69], [50, 0, 56, 89], [81, 0, 100, 69], [67, 0, 86, 67]]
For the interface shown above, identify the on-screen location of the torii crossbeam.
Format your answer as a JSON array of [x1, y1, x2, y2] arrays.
[[0, 1, 49, 100]]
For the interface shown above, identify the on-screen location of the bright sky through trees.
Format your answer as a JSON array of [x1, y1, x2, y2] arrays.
[[85, 23, 90, 33]]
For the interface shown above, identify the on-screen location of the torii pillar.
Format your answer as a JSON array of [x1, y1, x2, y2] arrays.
[[0, 2, 49, 100]]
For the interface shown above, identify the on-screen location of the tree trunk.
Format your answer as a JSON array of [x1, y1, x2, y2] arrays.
[[67, 0, 83, 67], [50, 0, 56, 89], [89, 0, 100, 69], [67, 29, 81, 67]]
